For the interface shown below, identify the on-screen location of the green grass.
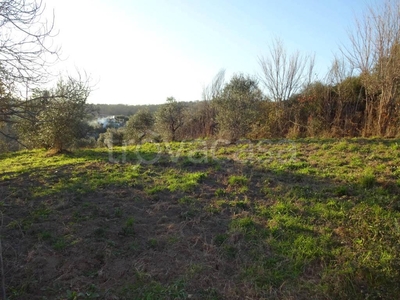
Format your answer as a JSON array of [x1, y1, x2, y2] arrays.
[[227, 175, 248, 186], [1, 139, 400, 299], [165, 170, 207, 192]]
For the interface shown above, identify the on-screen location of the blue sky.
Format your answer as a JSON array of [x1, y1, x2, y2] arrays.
[[46, 0, 370, 105]]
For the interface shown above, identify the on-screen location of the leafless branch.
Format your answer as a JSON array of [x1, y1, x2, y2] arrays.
[[0, 0, 60, 89], [202, 69, 225, 101], [341, 0, 400, 136], [258, 37, 315, 102]]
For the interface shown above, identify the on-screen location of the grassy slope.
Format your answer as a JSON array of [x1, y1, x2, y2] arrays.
[[1, 138, 400, 300]]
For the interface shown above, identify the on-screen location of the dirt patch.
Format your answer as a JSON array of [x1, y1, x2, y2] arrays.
[[2, 141, 400, 299]]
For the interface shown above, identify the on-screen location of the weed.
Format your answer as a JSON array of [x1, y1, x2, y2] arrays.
[[214, 233, 229, 246], [348, 144, 360, 152], [7, 219, 21, 230], [147, 238, 158, 249], [333, 141, 348, 151], [360, 172, 376, 189], [72, 211, 89, 222], [198, 288, 222, 300], [166, 170, 207, 192], [167, 235, 180, 245], [2, 139, 400, 299], [130, 241, 139, 251], [120, 216, 135, 236], [206, 203, 222, 214], [125, 217, 134, 227], [66, 288, 100, 300], [214, 188, 226, 197], [178, 196, 194, 205], [334, 185, 351, 196], [38, 231, 52, 241], [31, 206, 51, 221], [114, 207, 123, 218], [145, 185, 165, 195], [231, 216, 256, 235], [222, 245, 237, 258], [120, 276, 187, 299], [232, 199, 249, 210], [186, 263, 204, 277], [180, 208, 198, 220], [228, 175, 248, 186], [53, 237, 67, 251]]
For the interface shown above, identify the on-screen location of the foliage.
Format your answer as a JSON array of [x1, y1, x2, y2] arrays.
[[154, 97, 187, 142], [97, 128, 125, 148], [4, 0, 400, 152], [176, 70, 224, 139], [17, 76, 92, 152], [179, 100, 217, 139], [213, 73, 263, 142], [342, 0, 400, 136], [124, 109, 155, 144], [259, 37, 315, 103], [0, 0, 59, 143]]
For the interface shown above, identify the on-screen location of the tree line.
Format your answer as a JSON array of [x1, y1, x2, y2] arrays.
[[121, 0, 400, 143], [93, 104, 161, 117], [1, 0, 400, 154]]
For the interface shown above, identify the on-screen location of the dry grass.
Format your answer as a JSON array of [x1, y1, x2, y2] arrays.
[[1, 138, 400, 299]]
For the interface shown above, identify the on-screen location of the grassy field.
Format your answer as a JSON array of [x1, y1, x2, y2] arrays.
[[1, 138, 400, 299]]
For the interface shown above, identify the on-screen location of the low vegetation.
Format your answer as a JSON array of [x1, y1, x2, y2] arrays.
[[1, 138, 400, 299], [1, 2, 400, 299]]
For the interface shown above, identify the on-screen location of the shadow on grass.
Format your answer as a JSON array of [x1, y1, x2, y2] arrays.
[[298, 137, 400, 145], [1, 144, 400, 299]]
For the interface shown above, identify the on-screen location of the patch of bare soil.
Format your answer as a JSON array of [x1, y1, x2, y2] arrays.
[[0, 162, 267, 299]]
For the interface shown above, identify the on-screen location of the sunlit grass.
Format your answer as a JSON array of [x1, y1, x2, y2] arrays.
[[1, 138, 400, 299]]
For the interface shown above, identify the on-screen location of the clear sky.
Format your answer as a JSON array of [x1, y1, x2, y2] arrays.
[[45, 0, 370, 105]]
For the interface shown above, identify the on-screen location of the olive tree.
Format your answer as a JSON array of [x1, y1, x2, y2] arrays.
[[17, 76, 92, 152], [213, 73, 263, 142], [124, 109, 155, 144], [155, 97, 186, 142]]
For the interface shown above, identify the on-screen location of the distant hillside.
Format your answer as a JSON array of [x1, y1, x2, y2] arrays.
[[93, 104, 162, 117], [93, 101, 199, 117]]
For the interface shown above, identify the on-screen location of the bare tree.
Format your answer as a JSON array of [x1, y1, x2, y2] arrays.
[[341, 0, 400, 136], [16, 75, 92, 152], [259, 38, 315, 133], [0, 0, 59, 146], [202, 69, 225, 101], [258, 38, 315, 103], [195, 69, 225, 137], [326, 57, 355, 86], [325, 58, 361, 136], [0, 0, 58, 87]]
